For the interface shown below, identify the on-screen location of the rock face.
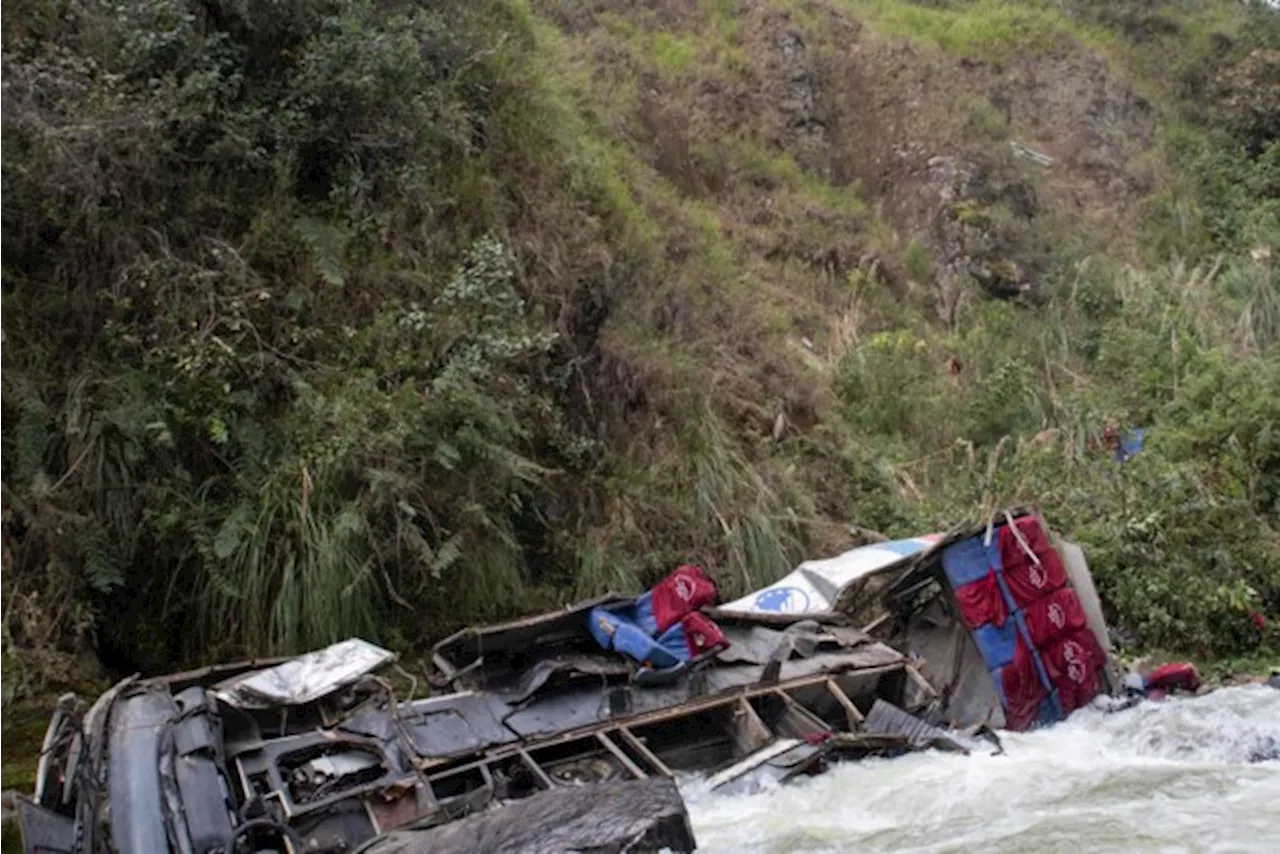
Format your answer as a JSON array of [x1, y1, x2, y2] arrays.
[[358, 778, 697, 854], [918, 155, 1042, 302], [775, 30, 828, 173]]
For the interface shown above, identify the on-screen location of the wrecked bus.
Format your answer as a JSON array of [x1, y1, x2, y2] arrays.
[[14, 508, 1117, 853]]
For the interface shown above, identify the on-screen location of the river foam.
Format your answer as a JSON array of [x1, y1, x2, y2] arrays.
[[683, 685, 1280, 853]]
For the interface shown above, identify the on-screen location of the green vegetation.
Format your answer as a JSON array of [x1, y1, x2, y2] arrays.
[[845, 0, 1113, 61], [2, 0, 643, 676], [2, 0, 1278, 718], [835, 255, 1280, 656]]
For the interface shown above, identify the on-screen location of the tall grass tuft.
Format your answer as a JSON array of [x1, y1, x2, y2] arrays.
[[689, 411, 805, 597], [190, 469, 377, 656]]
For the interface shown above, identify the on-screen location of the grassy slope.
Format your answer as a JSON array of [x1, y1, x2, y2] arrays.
[[535, 0, 1279, 653]]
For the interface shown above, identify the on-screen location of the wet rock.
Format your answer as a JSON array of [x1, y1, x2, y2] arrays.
[[1247, 735, 1279, 764]]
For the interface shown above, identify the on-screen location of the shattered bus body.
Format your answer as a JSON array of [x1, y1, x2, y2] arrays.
[[15, 508, 1117, 854]]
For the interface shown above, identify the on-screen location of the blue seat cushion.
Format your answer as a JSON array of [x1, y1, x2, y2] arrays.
[[587, 606, 682, 669], [972, 620, 1019, 669], [941, 534, 1002, 588]]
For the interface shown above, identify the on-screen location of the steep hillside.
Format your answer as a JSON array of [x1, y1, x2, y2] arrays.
[[2, 0, 1278, 696]]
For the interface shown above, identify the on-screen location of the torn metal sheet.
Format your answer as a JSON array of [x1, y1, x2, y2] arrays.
[[863, 699, 967, 753], [717, 535, 943, 618], [401, 691, 522, 757], [213, 638, 395, 708], [705, 738, 803, 790], [498, 653, 631, 705], [715, 620, 871, 666], [354, 778, 696, 854], [705, 646, 905, 694], [12, 797, 75, 854], [432, 594, 631, 685], [898, 596, 1006, 730]]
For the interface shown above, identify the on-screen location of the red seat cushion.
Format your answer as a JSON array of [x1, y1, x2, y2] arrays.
[[999, 639, 1048, 731], [680, 611, 729, 657], [1023, 587, 1088, 647], [954, 569, 1008, 629], [1042, 628, 1106, 713], [1146, 662, 1201, 693], [650, 564, 719, 633], [998, 518, 1068, 607]]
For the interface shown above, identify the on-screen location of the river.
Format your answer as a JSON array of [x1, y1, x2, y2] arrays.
[[682, 685, 1280, 853]]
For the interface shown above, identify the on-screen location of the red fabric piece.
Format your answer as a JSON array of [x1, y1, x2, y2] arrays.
[[996, 515, 1054, 566], [1146, 662, 1200, 693], [678, 611, 728, 657], [1002, 550, 1068, 608], [1023, 587, 1088, 647], [650, 565, 719, 633], [1043, 629, 1105, 713], [1058, 666, 1101, 714], [998, 518, 1068, 607], [1000, 638, 1046, 731], [954, 570, 1008, 629]]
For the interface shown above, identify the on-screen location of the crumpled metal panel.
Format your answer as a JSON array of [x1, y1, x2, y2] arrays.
[[108, 691, 175, 854], [502, 676, 730, 739], [500, 645, 906, 739], [864, 698, 965, 752], [501, 685, 614, 738], [353, 777, 696, 854], [705, 645, 904, 694], [497, 654, 630, 705], [715, 621, 872, 666], [13, 796, 76, 854], [213, 638, 395, 708], [899, 596, 1005, 730], [401, 693, 520, 759], [175, 750, 236, 853], [432, 595, 631, 678]]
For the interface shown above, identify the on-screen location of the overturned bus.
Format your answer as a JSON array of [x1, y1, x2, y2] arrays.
[[14, 508, 1118, 853]]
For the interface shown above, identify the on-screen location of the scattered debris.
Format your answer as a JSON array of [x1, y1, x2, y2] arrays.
[[1133, 662, 1202, 698], [213, 638, 396, 708], [1010, 140, 1055, 166], [863, 699, 968, 753]]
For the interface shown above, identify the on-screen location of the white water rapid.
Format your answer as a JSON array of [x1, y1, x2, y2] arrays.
[[682, 685, 1280, 853]]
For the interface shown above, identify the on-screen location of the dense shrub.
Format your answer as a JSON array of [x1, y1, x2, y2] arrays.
[[1, 0, 589, 670], [832, 255, 1280, 657]]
